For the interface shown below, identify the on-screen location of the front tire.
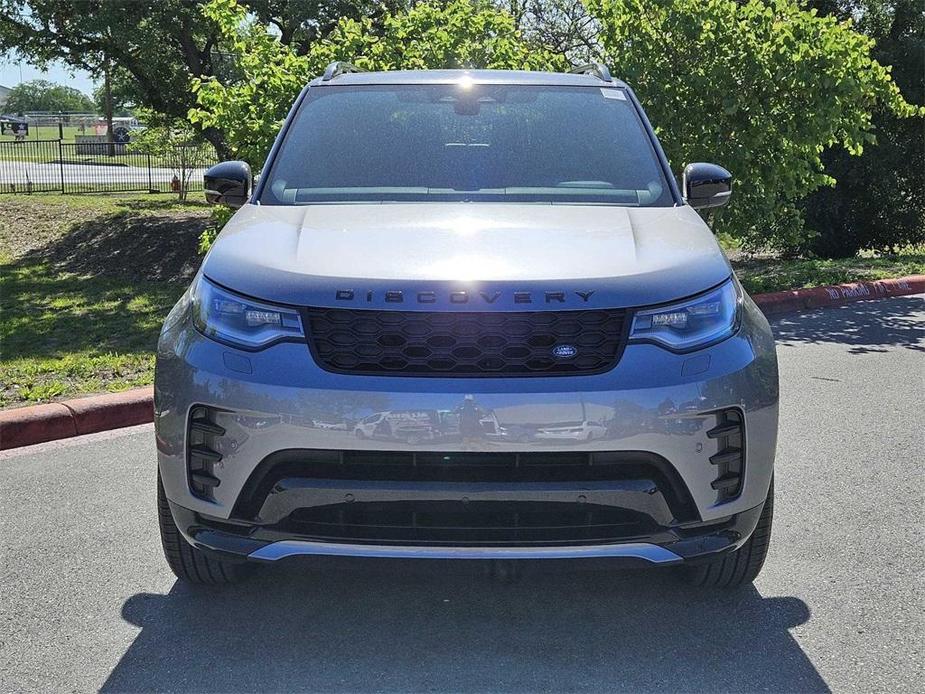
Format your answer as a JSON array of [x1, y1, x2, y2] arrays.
[[157, 470, 245, 585], [681, 478, 774, 588]]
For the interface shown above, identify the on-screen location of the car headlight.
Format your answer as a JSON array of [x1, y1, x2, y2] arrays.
[[191, 275, 304, 350], [629, 278, 741, 352]]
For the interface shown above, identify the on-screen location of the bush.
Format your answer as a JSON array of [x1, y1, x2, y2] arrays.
[[585, 0, 920, 251], [799, 0, 924, 258], [198, 205, 234, 254]]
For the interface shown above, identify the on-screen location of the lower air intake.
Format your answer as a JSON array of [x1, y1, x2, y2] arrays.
[[707, 409, 745, 501]]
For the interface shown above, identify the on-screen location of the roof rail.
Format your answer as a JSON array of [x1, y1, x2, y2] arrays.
[[568, 63, 613, 83], [322, 61, 365, 81]]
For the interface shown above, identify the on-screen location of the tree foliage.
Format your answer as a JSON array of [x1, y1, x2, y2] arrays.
[[500, 0, 602, 63], [246, 0, 406, 55], [0, 0, 389, 157], [584, 0, 920, 249], [3, 79, 94, 113], [0, 0, 229, 153], [800, 0, 924, 256], [188, 0, 313, 167], [190, 0, 566, 166], [306, 0, 565, 72], [129, 114, 214, 201]]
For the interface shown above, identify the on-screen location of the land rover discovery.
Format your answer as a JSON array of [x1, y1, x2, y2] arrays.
[[155, 63, 778, 588]]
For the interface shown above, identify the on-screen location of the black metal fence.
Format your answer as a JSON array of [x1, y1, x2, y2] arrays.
[[0, 139, 217, 195]]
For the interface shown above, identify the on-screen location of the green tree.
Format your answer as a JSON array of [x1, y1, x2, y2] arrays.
[[0, 0, 229, 155], [3, 79, 94, 113], [0, 1, 411, 158], [91, 73, 135, 117], [800, 0, 924, 257], [584, 0, 920, 250], [500, 0, 603, 63], [246, 0, 407, 55], [190, 0, 566, 167], [129, 114, 214, 201]]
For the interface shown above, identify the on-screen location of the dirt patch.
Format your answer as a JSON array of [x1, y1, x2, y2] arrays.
[[0, 194, 210, 283], [22, 210, 207, 284]]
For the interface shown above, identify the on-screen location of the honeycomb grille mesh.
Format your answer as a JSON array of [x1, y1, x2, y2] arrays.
[[303, 308, 628, 376]]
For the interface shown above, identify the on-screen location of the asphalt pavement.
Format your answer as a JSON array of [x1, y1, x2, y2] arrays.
[[1, 295, 923, 693]]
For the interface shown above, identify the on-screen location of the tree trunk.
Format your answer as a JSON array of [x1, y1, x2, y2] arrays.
[[200, 125, 232, 162], [104, 55, 115, 158]]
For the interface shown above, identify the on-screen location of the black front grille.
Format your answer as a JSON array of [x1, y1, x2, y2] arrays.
[[303, 308, 628, 376]]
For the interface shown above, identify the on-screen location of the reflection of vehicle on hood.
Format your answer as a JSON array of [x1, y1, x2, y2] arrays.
[[312, 419, 348, 430], [533, 420, 607, 442], [354, 410, 438, 444], [498, 424, 535, 443], [440, 404, 503, 441], [235, 414, 282, 430]]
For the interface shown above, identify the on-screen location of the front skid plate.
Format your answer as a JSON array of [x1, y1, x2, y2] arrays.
[[248, 539, 682, 563]]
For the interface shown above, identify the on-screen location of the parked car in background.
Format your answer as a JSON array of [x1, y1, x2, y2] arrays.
[[534, 420, 607, 443]]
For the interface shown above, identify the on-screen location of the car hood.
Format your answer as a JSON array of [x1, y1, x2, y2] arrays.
[[202, 203, 731, 309]]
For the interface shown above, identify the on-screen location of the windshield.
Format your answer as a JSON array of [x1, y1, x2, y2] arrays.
[[260, 83, 673, 206]]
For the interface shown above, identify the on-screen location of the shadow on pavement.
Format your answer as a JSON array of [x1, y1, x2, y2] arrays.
[[102, 560, 828, 693], [771, 295, 924, 354]]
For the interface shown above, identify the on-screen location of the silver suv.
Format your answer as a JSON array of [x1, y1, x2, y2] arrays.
[[155, 63, 778, 588]]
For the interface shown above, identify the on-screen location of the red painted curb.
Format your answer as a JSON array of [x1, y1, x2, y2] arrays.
[[0, 387, 153, 451], [752, 274, 925, 315], [1, 275, 922, 450], [63, 387, 155, 436], [0, 403, 78, 450]]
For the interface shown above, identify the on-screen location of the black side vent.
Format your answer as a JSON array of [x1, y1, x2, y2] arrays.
[[707, 409, 744, 502], [187, 406, 225, 500]]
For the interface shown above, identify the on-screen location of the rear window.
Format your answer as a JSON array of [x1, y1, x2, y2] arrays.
[[261, 83, 673, 206]]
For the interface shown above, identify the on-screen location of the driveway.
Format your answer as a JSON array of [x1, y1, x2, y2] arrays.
[[1, 295, 922, 692]]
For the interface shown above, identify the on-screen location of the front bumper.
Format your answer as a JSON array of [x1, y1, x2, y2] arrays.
[[168, 497, 766, 565], [155, 295, 777, 562]]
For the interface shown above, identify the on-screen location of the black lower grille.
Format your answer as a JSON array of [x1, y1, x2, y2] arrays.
[[232, 450, 699, 525], [303, 307, 628, 376], [284, 501, 657, 545]]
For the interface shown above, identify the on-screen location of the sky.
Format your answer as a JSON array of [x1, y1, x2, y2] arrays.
[[0, 54, 97, 95]]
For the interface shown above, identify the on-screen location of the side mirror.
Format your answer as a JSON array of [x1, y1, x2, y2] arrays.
[[683, 162, 732, 209], [204, 161, 252, 208]]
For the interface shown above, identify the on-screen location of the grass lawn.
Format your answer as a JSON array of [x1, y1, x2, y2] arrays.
[[732, 253, 925, 295], [0, 193, 209, 408], [0, 192, 922, 409], [1, 125, 90, 144]]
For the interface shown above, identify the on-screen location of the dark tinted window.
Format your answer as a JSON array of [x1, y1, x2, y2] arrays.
[[261, 83, 672, 205]]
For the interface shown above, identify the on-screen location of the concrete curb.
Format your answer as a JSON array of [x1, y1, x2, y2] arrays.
[[1, 387, 153, 450], [751, 274, 925, 316], [2, 274, 923, 449]]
